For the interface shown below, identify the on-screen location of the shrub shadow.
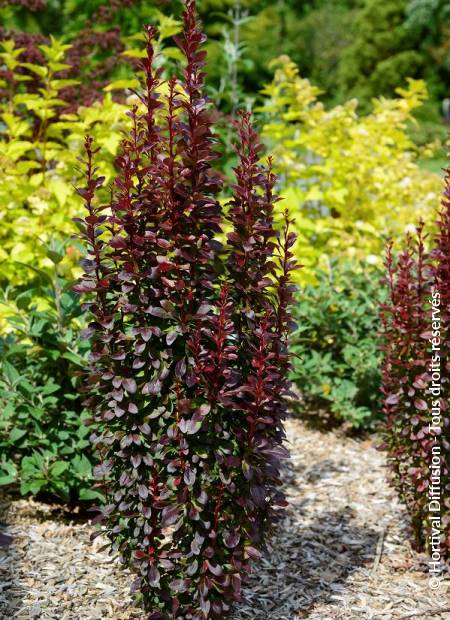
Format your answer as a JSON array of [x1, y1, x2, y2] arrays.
[[236, 506, 378, 619], [284, 458, 351, 494], [287, 396, 375, 439]]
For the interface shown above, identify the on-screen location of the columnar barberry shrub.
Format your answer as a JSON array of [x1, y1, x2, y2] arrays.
[[431, 166, 450, 560], [380, 169, 450, 562], [74, 2, 297, 617]]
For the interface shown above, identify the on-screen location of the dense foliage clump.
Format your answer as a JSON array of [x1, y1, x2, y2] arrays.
[[0, 36, 128, 291], [338, 0, 424, 105], [0, 242, 98, 502], [75, 2, 296, 616], [380, 171, 450, 560], [259, 55, 442, 283], [1, 0, 448, 113], [291, 261, 384, 428]]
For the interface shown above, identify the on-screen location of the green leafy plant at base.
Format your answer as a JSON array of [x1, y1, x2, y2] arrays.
[[0, 240, 101, 503], [290, 261, 385, 428]]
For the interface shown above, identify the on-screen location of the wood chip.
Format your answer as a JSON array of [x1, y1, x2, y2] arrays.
[[0, 418, 449, 619]]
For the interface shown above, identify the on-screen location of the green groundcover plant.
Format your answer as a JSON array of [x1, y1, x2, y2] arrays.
[[290, 260, 385, 428], [75, 1, 297, 617], [0, 241, 100, 503]]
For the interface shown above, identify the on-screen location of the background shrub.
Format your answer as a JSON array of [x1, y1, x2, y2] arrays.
[[259, 56, 442, 283], [75, 2, 296, 617], [1, 0, 448, 119], [338, 0, 450, 107], [0, 36, 127, 292], [338, 0, 424, 106], [290, 261, 384, 428]]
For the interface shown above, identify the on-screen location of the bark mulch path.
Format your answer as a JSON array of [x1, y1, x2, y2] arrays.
[[0, 418, 448, 620]]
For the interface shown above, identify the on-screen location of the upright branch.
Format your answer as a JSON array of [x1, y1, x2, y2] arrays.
[[142, 25, 163, 158]]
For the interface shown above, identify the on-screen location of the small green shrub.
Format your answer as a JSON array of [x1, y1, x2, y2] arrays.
[[0, 240, 100, 503], [290, 261, 385, 428]]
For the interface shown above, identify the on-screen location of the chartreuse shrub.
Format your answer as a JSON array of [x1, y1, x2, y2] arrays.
[[0, 240, 100, 503], [290, 260, 385, 428], [75, 2, 296, 617], [0, 36, 128, 288], [259, 56, 442, 284], [380, 171, 450, 560]]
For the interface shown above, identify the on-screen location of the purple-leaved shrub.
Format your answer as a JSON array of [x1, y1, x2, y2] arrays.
[[74, 2, 297, 617], [381, 167, 450, 562]]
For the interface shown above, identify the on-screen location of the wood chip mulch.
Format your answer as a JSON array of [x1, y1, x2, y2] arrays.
[[0, 418, 449, 619]]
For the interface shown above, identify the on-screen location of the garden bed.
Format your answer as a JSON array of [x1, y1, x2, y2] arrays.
[[1, 417, 448, 620]]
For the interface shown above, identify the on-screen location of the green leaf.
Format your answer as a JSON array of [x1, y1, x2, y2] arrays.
[[20, 479, 46, 495], [155, 11, 182, 39], [50, 461, 69, 477], [2, 360, 20, 385], [162, 47, 184, 62], [42, 381, 60, 395], [22, 453, 45, 472], [49, 480, 70, 500], [75, 439, 90, 450], [0, 461, 18, 486], [49, 79, 79, 90], [62, 351, 83, 366], [79, 488, 104, 501], [103, 79, 140, 92], [9, 427, 27, 443], [47, 62, 72, 72], [121, 49, 147, 59], [71, 454, 92, 477], [20, 62, 48, 78], [0, 473, 17, 486], [30, 407, 45, 420], [48, 177, 72, 208], [18, 380, 36, 395]]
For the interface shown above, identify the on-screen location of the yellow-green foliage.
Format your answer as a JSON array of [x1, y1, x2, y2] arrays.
[[259, 56, 442, 283], [0, 38, 128, 285]]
